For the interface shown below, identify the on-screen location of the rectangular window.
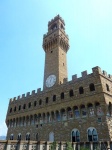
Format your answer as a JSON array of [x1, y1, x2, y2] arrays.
[[82, 109, 87, 117], [62, 113, 67, 121], [75, 110, 80, 118], [89, 108, 94, 116], [68, 111, 73, 118], [98, 117, 102, 122], [97, 107, 103, 115]]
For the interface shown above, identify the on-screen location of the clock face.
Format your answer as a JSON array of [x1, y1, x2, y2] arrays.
[[46, 75, 56, 87]]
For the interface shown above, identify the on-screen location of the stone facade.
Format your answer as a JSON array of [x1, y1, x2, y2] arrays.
[[5, 15, 112, 143]]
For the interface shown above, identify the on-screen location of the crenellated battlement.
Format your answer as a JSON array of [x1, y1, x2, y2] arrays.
[[9, 66, 112, 103], [9, 88, 42, 103], [48, 14, 65, 26]]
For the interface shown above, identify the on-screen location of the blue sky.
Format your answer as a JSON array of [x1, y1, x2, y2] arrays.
[[0, 0, 112, 136]]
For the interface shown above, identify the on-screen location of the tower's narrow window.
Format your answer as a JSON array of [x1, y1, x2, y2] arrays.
[[23, 104, 26, 109], [106, 84, 110, 91], [39, 99, 42, 105], [28, 102, 31, 108], [18, 105, 21, 111], [10, 108, 12, 113], [89, 83, 95, 91], [69, 89, 74, 97], [79, 87, 84, 94], [34, 101, 37, 107], [46, 97, 49, 104], [53, 95, 56, 101], [14, 106, 16, 112], [61, 92, 64, 99]]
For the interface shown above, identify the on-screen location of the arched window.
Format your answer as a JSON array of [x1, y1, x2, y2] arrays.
[[71, 129, 80, 142], [18, 105, 21, 111], [10, 134, 14, 140], [23, 104, 26, 109], [53, 95, 56, 101], [106, 84, 110, 91], [36, 133, 38, 141], [89, 83, 95, 91], [10, 108, 12, 113], [26, 133, 30, 140], [46, 97, 49, 104], [79, 87, 84, 94], [17, 133, 21, 140], [87, 127, 98, 142], [69, 89, 74, 97], [49, 132, 54, 141], [34, 101, 37, 107], [61, 92, 64, 99], [14, 106, 16, 112], [28, 102, 31, 108], [39, 99, 42, 105]]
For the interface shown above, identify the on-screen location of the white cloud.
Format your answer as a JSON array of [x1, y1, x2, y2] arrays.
[[0, 122, 7, 136]]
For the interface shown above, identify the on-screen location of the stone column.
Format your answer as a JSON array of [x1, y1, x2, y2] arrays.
[[90, 142, 93, 150], [77, 143, 80, 150], [60, 142, 63, 150], [98, 142, 101, 150], [73, 143, 76, 150], [28, 144, 32, 150], [6, 144, 11, 150], [46, 142, 49, 150], [56, 143, 58, 150], [107, 141, 110, 149]]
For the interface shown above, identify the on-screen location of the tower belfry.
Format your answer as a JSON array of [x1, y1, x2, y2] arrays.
[[43, 15, 69, 90]]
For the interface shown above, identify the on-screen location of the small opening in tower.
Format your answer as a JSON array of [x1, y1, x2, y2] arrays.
[[51, 51, 53, 53], [63, 63, 64, 66]]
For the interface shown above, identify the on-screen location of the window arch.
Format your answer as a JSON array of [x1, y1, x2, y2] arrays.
[[69, 89, 74, 97], [71, 129, 80, 142], [10, 134, 14, 140], [89, 83, 95, 91], [53, 95, 56, 101], [49, 132, 54, 141], [106, 84, 110, 91], [79, 87, 84, 94], [87, 127, 98, 142], [26, 133, 30, 140], [39, 99, 42, 105], [61, 92, 64, 99], [17, 133, 21, 140]]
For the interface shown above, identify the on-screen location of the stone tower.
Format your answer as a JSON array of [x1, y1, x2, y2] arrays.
[[43, 15, 69, 90]]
